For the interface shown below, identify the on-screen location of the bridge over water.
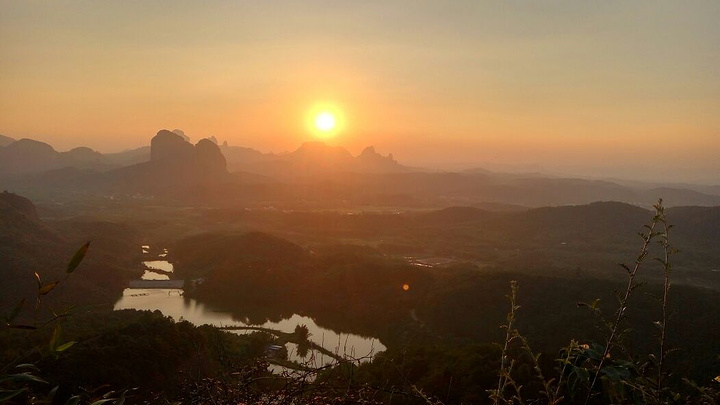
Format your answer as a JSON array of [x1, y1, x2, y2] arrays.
[[128, 280, 184, 289]]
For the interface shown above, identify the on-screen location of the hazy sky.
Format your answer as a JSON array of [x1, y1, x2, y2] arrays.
[[1, 1, 718, 182]]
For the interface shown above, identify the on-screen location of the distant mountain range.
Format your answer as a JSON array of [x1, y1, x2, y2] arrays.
[[0, 138, 112, 174], [1, 129, 719, 208], [0, 131, 409, 177], [222, 142, 411, 178]]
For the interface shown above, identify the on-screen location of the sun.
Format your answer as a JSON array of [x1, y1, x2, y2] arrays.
[[314, 111, 336, 133], [307, 103, 344, 138]]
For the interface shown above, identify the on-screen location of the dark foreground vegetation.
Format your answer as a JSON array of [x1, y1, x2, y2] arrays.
[[2, 192, 720, 404]]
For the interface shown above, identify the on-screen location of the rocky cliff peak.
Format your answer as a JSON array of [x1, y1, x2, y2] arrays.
[[150, 130, 195, 163], [195, 138, 227, 174], [172, 129, 190, 142], [358, 145, 397, 164]]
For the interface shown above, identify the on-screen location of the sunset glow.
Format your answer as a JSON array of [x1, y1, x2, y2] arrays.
[[307, 103, 344, 139], [314, 112, 336, 133], [1, 3, 720, 401], [0, 2, 719, 182]]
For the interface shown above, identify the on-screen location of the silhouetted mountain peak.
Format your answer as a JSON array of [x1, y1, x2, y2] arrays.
[[0, 138, 114, 174], [172, 129, 190, 142], [68, 146, 95, 154], [151, 130, 194, 163], [106, 130, 229, 191], [292, 142, 354, 164], [63, 146, 104, 163], [0, 192, 60, 251], [0, 134, 15, 147], [195, 138, 227, 174], [0, 139, 58, 173], [7, 138, 56, 156], [360, 145, 377, 155], [358, 145, 397, 164], [0, 191, 38, 220], [142, 129, 229, 179]]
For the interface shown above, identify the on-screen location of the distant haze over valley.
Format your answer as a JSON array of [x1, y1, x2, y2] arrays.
[[1, 129, 719, 209], [2, 130, 719, 186]]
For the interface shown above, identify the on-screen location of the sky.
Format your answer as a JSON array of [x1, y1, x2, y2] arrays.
[[1, 1, 719, 183]]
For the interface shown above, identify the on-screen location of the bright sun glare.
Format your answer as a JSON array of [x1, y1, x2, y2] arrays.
[[314, 111, 337, 132], [308, 104, 343, 138]]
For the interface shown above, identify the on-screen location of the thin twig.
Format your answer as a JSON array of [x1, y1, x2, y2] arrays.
[[585, 208, 661, 404], [493, 280, 519, 404], [656, 200, 674, 401]]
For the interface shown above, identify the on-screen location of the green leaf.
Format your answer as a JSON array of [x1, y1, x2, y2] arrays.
[[601, 365, 630, 381], [38, 281, 59, 296], [0, 373, 48, 384], [47, 386, 59, 401], [67, 241, 91, 274], [65, 395, 81, 405], [15, 363, 40, 372], [49, 325, 60, 352], [573, 365, 590, 382], [115, 391, 126, 405], [0, 388, 28, 402], [6, 298, 25, 323], [55, 341, 76, 352]]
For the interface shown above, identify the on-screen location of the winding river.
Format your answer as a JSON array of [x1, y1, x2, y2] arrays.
[[114, 245, 385, 367]]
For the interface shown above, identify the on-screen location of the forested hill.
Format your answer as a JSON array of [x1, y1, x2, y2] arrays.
[[0, 192, 140, 310], [201, 201, 720, 289], [167, 228, 720, 386]]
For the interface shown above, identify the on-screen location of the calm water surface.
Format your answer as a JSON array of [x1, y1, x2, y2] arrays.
[[115, 246, 385, 366]]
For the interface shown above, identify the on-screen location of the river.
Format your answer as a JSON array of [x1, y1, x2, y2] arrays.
[[114, 245, 386, 368]]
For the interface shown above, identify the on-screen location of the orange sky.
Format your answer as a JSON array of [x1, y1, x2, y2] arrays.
[[1, 1, 718, 182]]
